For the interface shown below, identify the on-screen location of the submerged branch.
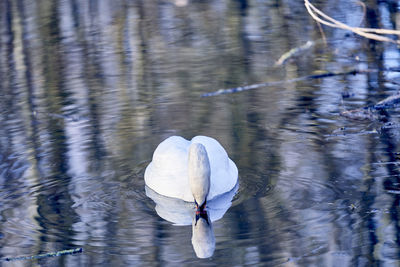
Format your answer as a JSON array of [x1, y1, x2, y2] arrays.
[[374, 93, 400, 110], [2, 248, 83, 262], [202, 68, 400, 97], [341, 92, 400, 120]]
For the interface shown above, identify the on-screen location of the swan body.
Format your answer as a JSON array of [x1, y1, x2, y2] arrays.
[[144, 136, 238, 203]]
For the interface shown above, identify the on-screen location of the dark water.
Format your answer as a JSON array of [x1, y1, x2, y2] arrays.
[[1, 0, 400, 266]]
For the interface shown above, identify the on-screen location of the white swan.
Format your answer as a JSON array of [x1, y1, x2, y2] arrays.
[[144, 136, 238, 207]]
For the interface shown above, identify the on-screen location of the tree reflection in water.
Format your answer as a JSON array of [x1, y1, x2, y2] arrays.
[[0, 0, 400, 265]]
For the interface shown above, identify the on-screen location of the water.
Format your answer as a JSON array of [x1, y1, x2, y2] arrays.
[[1, 0, 400, 265]]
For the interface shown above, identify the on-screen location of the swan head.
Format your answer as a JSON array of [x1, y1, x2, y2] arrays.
[[188, 143, 210, 211]]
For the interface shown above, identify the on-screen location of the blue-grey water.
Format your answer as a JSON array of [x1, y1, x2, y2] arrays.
[[1, 0, 400, 266]]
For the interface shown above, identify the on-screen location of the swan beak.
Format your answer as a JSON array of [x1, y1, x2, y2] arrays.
[[195, 200, 207, 212], [195, 200, 209, 225], [195, 209, 210, 226]]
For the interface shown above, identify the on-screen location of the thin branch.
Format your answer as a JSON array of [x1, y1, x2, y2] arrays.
[[304, 0, 400, 45], [355, 1, 366, 27], [275, 40, 315, 66], [2, 248, 83, 262], [201, 68, 400, 97]]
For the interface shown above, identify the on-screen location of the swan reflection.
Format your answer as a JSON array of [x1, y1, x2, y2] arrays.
[[192, 209, 215, 258], [145, 183, 238, 258]]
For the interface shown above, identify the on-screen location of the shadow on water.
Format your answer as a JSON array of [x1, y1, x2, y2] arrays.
[[1, 0, 400, 265]]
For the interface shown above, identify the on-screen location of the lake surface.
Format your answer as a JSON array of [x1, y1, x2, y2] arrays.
[[1, 0, 400, 266]]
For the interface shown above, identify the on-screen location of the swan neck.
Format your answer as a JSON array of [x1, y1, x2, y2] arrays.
[[188, 143, 211, 206]]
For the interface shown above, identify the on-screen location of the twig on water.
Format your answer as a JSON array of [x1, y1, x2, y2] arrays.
[[2, 248, 83, 262], [275, 40, 316, 66]]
